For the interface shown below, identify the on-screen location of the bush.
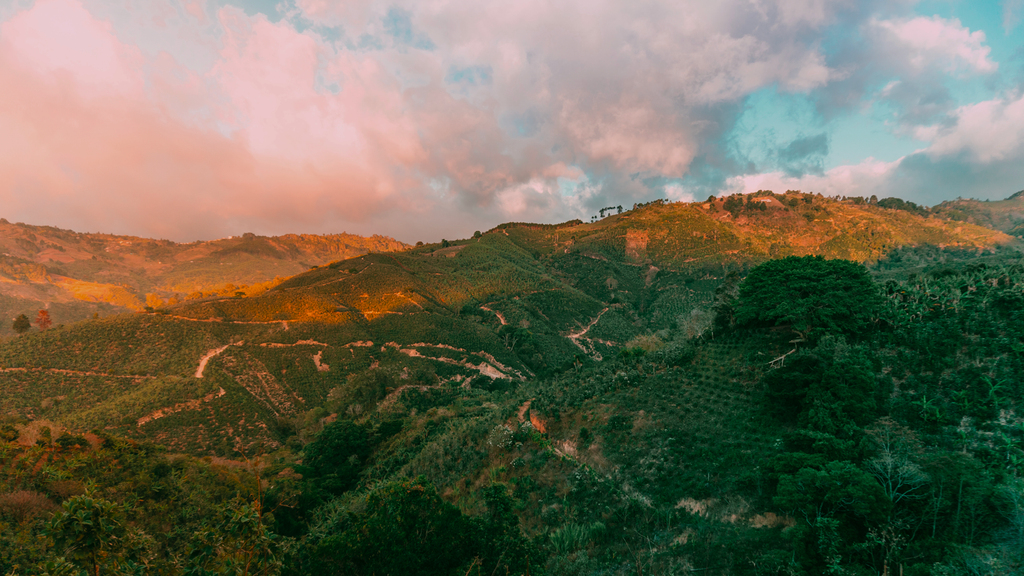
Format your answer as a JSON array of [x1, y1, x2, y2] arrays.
[[623, 333, 664, 353], [0, 490, 57, 522]]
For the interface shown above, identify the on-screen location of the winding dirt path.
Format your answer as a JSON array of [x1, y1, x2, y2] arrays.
[[566, 307, 609, 360], [260, 340, 328, 348], [195, 343, 239, 378], [154, 313, 288, 328], [567, 308, 608, 345], [517, 399, 531, 422], [137, 387, 226, 426], [313, 350, 329, 372], [479, 304, 507, 325]]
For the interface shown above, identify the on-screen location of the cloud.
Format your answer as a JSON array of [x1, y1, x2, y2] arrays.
[[924, 92, 1024, 163], [874, 16, 997, 74], [778, 132, 830, 177], [0, 0, 856, 241], [722, 94, 1024, 204], [724, 157, 900, 198], [1005, 0, 1024, 34], [0, 0, 144, 98], [0, 0, 1015, 242], [0, 0, 437, 240]]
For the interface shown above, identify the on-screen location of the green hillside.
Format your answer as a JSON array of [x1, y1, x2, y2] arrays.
[[1, 196, 1023, 574], [0, 195, 1016, 452]]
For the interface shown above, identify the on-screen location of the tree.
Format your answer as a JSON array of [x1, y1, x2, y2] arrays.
[[473, 230, 482, 239], [35, 310, 52, 330], [864, 418, 929, 509], [301, 420, 371, 494], [734, 256, 882, 341], [47, 495, 127, 576], [301, 479, 479, 575], [12, 314, 30, 334], [186, 500, 285, 576], [775, 461, 890, 573]]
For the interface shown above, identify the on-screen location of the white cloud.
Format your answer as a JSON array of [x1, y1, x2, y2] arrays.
[[925, 93, 1024, 163], [723, 157, 901, 197], [874, 16, 997, 74]]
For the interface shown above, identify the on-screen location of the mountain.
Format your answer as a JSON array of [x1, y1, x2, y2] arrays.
[[0, 191, 1015, 454], [2, 193, 1024, 574], [0, 218, 408, 335]]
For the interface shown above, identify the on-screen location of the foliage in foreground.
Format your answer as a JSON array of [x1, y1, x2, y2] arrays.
[[2, 245, 1024, 575]]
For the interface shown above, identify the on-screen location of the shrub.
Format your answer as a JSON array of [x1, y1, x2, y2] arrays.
[[0, 490, 57, 522], [48, 480, 87, 500], [623, 333, 664, 353]]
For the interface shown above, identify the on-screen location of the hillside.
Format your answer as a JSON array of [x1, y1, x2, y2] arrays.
[[931, 190, 1024, 236], [1, 195, 1024, 574], [0, 218, 408, 335], [0, 193, 1015, 454]]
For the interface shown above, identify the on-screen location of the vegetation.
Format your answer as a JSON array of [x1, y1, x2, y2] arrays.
[[0, 221, 409, 334], [1, 193, 1023, 574], [732, 256, 882, 341], [11, 314, 29, 335]]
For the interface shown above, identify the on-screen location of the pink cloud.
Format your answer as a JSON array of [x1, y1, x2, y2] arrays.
[[0, 0, 447, 240], [180, 0, 208, 24], [10, 0, 999, 242], [0, 0, 144, 98]]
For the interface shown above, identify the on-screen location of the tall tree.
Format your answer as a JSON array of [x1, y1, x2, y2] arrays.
[[35, 310, 52, 330], [734, 256, 882, 341]]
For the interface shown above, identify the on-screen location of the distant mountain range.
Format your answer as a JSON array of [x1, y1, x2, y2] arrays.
[[0, 219, 408, 335]]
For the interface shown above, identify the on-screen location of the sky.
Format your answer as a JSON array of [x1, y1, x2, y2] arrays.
[[0, 0, 1022, 243]]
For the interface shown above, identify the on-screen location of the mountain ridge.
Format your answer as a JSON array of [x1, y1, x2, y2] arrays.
[[0, 218, 409, 334]]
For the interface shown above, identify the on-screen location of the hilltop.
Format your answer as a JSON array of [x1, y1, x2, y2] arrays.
[[931, 190, 1024, 237], [0, 218, 408, 335]]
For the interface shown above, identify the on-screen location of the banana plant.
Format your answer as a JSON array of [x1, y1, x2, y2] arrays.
[[982, 376, 1006, 410], [914, 393, 942, 423]]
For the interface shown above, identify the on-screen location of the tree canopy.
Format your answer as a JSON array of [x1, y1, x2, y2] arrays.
[[734, 256, 881, 340]]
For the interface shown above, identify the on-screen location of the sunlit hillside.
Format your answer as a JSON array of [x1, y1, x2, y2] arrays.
[[2, 196, 1024, 574], [0, 219, 408, 335]]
